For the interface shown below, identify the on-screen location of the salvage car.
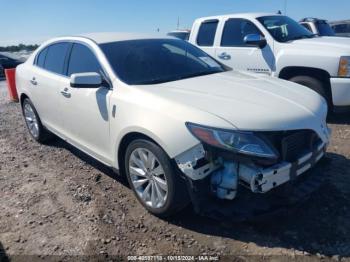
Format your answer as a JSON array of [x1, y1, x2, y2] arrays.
[[16, 33, 331, 218], [0, 52, 23, 76]]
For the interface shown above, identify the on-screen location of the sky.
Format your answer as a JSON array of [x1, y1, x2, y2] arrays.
[[1, 0, 349, 46]]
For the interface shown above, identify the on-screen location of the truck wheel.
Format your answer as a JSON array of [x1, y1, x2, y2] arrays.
[[289, 75, 330, 105], [125, 139, 189, 217], [22, 98, 53, 143]]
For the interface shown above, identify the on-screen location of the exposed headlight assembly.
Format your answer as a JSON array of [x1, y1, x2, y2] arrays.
[[186, 123, 278, 159], [338, 56, 350, 77]]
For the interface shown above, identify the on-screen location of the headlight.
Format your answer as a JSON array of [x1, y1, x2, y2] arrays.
[[338, 57, 350, 77], [186, 123, 278, 159]]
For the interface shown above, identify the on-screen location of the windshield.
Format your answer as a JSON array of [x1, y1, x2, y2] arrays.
[[100, 39, 227, 85], [316, 21, 335, 36], [257, 15, 315, 42]]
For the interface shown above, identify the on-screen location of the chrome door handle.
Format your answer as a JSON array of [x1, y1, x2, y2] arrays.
[[30, 78, 37, 85], [218, 52, 231, 60], [61, 88, 71, 98]]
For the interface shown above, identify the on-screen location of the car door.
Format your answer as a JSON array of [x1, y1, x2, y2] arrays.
[[60, 42, 112, 164], [29, 42, 71, 137], [215, 18, 275, 75]]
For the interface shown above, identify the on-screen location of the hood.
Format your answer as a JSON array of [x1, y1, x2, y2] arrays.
[[290, 36, 350, 54], [136, 71, 329, 141]]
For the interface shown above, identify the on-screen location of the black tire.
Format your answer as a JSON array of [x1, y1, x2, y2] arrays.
[[289, 75, 330, 104], [125, 139, 189, 217], [22, 98, 53, 143]]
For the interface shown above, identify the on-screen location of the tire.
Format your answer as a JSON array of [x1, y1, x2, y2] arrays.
[[22, 98, 53, 143], [289, 75, 330, 104], [125, 139, 189, 217]]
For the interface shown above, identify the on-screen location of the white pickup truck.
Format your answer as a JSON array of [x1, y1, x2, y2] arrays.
[[188, 13, 350, 112]]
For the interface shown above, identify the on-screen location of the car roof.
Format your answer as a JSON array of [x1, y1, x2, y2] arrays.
[[195, 12, 280, 22], [330, 20, 350, 25], [78, 32, 172, 44], [0, 52, 22, 61]]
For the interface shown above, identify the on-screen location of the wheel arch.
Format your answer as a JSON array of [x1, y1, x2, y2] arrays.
[[19, 93, 30, 106], [278, 66, 332, 102], [116, 131, 165, 177]]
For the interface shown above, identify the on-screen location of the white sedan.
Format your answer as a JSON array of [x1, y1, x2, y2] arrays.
[[16, 33, 331, 217]]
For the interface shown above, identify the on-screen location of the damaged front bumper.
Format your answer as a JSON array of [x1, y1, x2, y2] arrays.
[[175, 140, 329, 221]]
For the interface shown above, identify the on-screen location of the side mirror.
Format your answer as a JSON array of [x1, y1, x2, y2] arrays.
[[244, 34, 267, 48], [70, 72, 102, 88]]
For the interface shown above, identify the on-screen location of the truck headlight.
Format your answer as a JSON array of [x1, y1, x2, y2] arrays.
[[338, 57, 350, 77], [186, 123, 278, 159]]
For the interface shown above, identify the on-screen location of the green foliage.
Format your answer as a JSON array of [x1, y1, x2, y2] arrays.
[[0, 44, 39, 52]]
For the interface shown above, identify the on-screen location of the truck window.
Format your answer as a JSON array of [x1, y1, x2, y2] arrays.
[[315, 21, 335, 36], [301, 23, 312, 33], [333, 24, 350, 33], [197, 20, 218, 47], [221, 19, 262, 47]]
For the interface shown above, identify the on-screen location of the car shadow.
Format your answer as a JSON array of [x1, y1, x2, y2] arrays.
[[328, 112, 350, 125], [48, 138, 129, 188], [0, 241, 9, 262], [47, 137, 350, 258]]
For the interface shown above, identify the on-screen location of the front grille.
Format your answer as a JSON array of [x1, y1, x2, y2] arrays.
[[262, 130, 321, 163], [281, 131, 317, 162]]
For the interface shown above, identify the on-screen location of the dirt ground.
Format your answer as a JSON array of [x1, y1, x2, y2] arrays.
[[0, 80, 350, 261]]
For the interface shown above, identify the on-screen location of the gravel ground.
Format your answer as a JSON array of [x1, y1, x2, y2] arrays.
[[0, 80, 350, 261]]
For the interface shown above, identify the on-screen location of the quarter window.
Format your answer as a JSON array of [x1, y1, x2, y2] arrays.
[[67, 43, 102, 76], [44, 43, 70, 75], [197, 20, 218, 46], [221, 19, 261, 47], [36, 48, 48, 68]]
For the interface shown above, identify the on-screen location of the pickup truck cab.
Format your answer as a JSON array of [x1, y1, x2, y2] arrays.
[[189, 13, 350, 112]]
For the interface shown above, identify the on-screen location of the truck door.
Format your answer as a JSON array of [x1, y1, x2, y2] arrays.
[[194, 19, 219, 58], [215, 18, 275, 75]]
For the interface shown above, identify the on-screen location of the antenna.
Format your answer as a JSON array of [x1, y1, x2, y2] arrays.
[[177, 16, 180, 29]]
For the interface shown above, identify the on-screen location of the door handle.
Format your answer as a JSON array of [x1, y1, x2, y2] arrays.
[[61, 88, 71, 98], [218, 52, 231, 60], [30, 77, 37, 85]]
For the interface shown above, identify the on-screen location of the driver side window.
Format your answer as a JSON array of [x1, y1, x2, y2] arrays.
[[221, 19, 261, 47], [67, 43, 102, 76]]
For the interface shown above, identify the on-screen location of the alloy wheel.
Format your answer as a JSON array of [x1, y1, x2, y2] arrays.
[[23, 102, 39, 138], [128, 148, 168, 208]]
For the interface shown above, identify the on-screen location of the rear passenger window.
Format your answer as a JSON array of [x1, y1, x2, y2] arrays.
[[67, 43, 101, 76], [44, 43, 70, 75], [36, 48, 48, 68], [221, 19, 261, 47], [197, 20, 218, 46]]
